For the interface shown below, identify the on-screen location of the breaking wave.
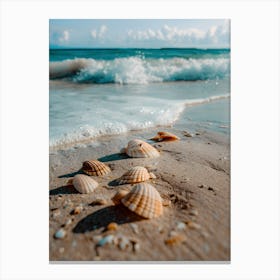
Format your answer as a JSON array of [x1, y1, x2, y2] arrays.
[[50, 57, 230, 84]]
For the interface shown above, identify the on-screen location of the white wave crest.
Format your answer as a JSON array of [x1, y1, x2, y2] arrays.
[[50, 57, 230, 84]]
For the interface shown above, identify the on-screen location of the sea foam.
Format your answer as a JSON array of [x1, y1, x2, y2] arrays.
[[50, 57, 230, 84], [49, 93, 229, 148]]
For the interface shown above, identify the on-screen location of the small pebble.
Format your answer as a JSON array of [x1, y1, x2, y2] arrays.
[[165, 232, 186, 245], [201, 231, 210, 238], [198, 184, 204, 188], [130, 223, 139, 234], [183, 131, 192, 137], [107, 222, 118, 231], [51, 208, 61, 218], [89, 199, 107, 206], [195, 132, 201, 135], [54, 228, 66, 239], [63, 218, 73, 227], [208, 187, 215, 192], [203, 243, 210, 254], [176, 222, 186, 231], [118, 236, 130, 250], [186, 221, 201, 230], [92, 235, 103, 243], [71, 206, 83, 215], [133, 242, 140, 252], [59, 247, 65, 253], [189, 209, 198, 216], [130, 238, 140, 252], [97, 235, 114, 247], [63, 200, 73, 209], [162, 199, 171, 207], [158, 226, 164, 234]]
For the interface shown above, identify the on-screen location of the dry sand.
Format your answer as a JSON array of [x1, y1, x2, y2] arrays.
[[49, 127, 230, 262]]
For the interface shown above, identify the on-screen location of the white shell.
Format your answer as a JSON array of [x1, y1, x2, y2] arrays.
[[121, 182, 163, 219], [117, 166, 151, 184], [125, 139, 160, 158], [73, 174, 99, 194]]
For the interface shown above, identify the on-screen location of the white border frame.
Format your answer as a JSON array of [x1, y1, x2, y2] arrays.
[[1, 0, 279, 279]]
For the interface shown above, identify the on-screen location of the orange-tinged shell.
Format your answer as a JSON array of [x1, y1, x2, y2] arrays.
[[121, 182, 163, 219], [117, 166, 151, 184], [111, 189, 130, 205], [73, 174, 99, 194], [164, 233, 186, 245], [82, 160, 111, 176], [151, 131, 180, 142], [125, 139, 160, 158]]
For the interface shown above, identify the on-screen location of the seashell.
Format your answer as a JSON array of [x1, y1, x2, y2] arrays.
[[111, 189, 130, 205], [107, 222, 118, 231], [125, 139, 160, 158], [121, 182, 163, 219], [82, 160, 111, 176], [73, 174, 99, 194], [117, 166, 154, 185], [151, 131, 180, 142]]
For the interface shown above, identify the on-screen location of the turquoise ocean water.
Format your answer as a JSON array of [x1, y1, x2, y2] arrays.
[[49, 48, 230, 147]]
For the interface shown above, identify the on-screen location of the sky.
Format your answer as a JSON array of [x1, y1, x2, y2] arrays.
[[49, 19, 230, 49]]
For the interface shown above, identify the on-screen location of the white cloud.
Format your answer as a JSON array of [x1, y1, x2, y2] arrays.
[[99, 25, 107, 37], [59, 30, 69, 42], [126, 22, 229, 47], [91, 30, 97, 38], [91, 25, 108, 39], [50, 29, 70, 46]]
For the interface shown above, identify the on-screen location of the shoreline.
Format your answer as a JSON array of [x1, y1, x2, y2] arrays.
[[50, 96, 230, 152], [49, 127, 230, 261]]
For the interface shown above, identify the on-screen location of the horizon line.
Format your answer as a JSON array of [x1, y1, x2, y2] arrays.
[[50, 47, 230, 50]]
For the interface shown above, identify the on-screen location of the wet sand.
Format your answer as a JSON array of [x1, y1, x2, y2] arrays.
[[49, 127, 230, 261]]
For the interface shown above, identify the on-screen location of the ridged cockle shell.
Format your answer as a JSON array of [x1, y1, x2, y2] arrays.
[[82, 160, 111, 176], [121, 182, 163, 219], [73, 174, 99, 194], [117, 166, 155, 185], [125, 139, 160, 158]]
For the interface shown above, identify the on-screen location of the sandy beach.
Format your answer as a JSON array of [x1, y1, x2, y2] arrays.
[[49, 127, 230, 261]]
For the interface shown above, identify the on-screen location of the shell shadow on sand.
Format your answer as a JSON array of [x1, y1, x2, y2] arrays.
[[49, 185, 79, 195], [73, 205, 143, 233], [98, 152, 129, 162], [58, 169, 84, 178]]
